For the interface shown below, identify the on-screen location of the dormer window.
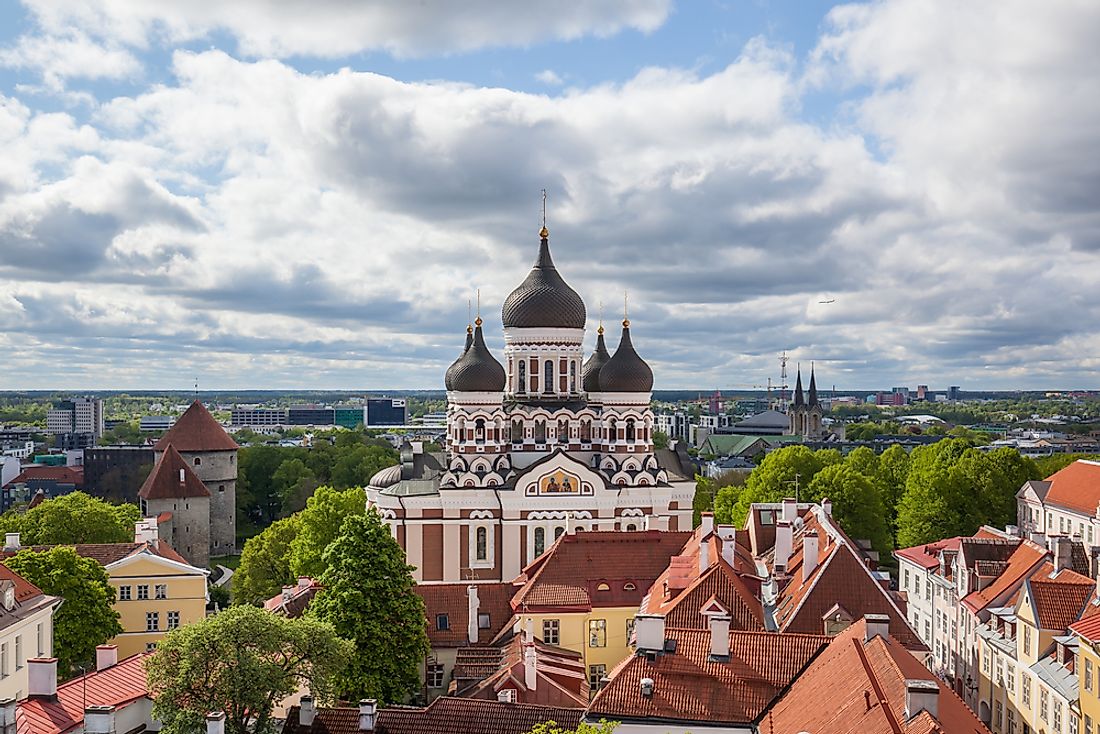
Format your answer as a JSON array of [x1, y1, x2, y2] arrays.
[[1, 584, 14, 611]]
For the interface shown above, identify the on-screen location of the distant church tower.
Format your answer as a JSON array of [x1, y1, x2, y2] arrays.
[[152, 400, 239, 557], [138, 445, 211, 566], [789, 365, 824, 439]]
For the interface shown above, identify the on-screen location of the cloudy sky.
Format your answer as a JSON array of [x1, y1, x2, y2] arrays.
[[0, 0, 1097, 391]]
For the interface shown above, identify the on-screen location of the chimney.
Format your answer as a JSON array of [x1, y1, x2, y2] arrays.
[[524, 616, 534, 644], [821, 497, 833, 517], [0, 698, 17, 734], [299, 696, 316, 727], [634, 613, 666, 653], [1054, 535, 1073, 573], [524, 643, 538, 691], [467, 585, 480, 644], [84, 706, 116, 734], [864, 614, 891, 642], [358, 700, 377, 732], [699, 540, 711, 575], [298, 576, 312, 588], [708, 614, 731, 661], [134, 519, 158, 543], [95, 645, 118, 671], [27, 658, 58, 698], [640, 677, 655, 697], [802, 530, 820, 583], [281, 586, 293, 602], [774, 521, 793, 572], [904, 679, 939, 721], [1030, 531, 1046, 546], [781, 497, 797, 523], [3, 534, 19, 551], [699, 512, 714, 538], [717, 525, 736, 567], [206, 712, 226, 734]]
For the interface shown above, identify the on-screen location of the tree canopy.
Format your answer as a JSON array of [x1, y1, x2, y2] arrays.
[[147, 605, 352, 734], [0, 492, 141, 545], [233, 515, 301, 605], [526, 721, 618, 734], [5, 547, 122, 677], [308, 509, 429, 703], [289, 486, 366, 579], [806, 464, 891, 555]]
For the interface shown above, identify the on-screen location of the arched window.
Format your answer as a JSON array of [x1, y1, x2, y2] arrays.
[[596, 582, 610, 592], [608, 418, 618, 443], [626, 524, 637, 532], [580, 420, 591, 441], [626, 419, 636, 442], [554, 526, 565, 540], [475, 418, 486, 443], [543, 360, 554, 394], [569, 362, 577, 393], [193, 457, 201, 466], [534, 420, 546, 443], [558, 419, 569, 443], [511, 419, 524, 442], [517, 360, 526, 393], [476, 527, 488, 561], [624, 582, 636, 591], [534, 527, 546, 557]]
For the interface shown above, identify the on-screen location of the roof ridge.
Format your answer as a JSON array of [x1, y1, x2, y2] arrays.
[[851, 637, 904, 734]]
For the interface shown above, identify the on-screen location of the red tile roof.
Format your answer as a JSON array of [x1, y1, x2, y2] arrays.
[[510, 530, 691, 612], [153, 400, 239, 453], [17, 654, 152, 734], [4, 466, 84, 488], [283, 697, 584, 734], [452, 635, 589, 707], [0, 562, 44, 602], [1026, 563, 1096, 630], [138, 444, 211, 500], [894, 537, 966, 571], [766, 619, 991, 734], [962, 540, 1049, 614], [1039, 459, 1100, 515], [3, 540, 192, 568], [588, 628, 829, 725], [1071, 606, 1100, 641], [417, 582, 514, 646]]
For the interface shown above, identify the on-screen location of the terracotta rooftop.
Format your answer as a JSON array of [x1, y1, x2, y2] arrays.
[[588, 627, 829, 726], [283, 697, 584, 734], [962, 540, 1049, 614], [264, 577, 323, 618], [1025, 563, 1096, 631], [0, 562, 45, 602], [4, 465, 83, 488], [3, 539, 191, 568], [0, 564, 59, 635], [17, 653, 153, 734], [416, 582, 515, 647], [510, 530, 691, 612], [766, 619, 991, 734], [138, 444, 211, 500], [153, 400, 239, 453], [1037, 459, 1100, 515], [894, 537, 967, 571], [451, 634, 588, 707]]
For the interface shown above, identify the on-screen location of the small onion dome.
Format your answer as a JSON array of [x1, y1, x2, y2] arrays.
[[449, 319, 506, 392], [599, 320, 653, 392], [501, 232, 586, 329], [582, 326, 611, 392], [369, 463, 402, 488], [444, 325, 474, 391]]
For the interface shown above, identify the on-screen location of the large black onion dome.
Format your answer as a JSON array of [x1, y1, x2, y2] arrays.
[[444, 326, 473, 390], [599, 321, 653, 392], [449, 321, 506, 392], [582, 328, 611, 392], [501, 232, 586, 329]]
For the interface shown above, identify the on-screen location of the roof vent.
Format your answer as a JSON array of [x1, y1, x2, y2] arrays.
[[640, 677, 654, 697], [497, 689, 516, 703]]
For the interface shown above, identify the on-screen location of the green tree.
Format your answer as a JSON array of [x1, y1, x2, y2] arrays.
[[289, 486, 366, 578], [1034, 453, 1100, 477], [233, 515, 301, 605], [844, 446, 879, 477], [722, 446, 832, 527], [5, 547, 123, 677], [806, 464, 892, 555], [147, 605, 352, 734], [697, 471, 748, 526], [957, 447, 1040, 530], [652, 430, 670, 450], [0, 492, 141, 545], [329, 445, 397, 490], [895, 439, 988, 547], [272, 458, 320, 514], [526, 721, 619, 734], [309, 510, 429, 703]]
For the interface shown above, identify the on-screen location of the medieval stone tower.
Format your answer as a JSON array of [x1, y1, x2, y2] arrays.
[[138, 444, 212, 566], [153, 400, 239, 558]]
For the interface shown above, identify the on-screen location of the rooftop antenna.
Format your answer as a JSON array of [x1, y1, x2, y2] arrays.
[[778, 351, 789, 410]]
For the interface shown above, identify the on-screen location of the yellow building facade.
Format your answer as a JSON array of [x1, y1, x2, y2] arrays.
[[103, 548, 209, 658], [1073, 617, 1100, 734], [518, 606, 638, 692]]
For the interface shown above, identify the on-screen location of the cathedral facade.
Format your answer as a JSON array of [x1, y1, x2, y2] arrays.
[[366, 227, 695, 584]]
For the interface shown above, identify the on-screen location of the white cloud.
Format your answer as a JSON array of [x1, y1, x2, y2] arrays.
[[536, 69, 565, 86], [20, 0, 672, 58], [0, 30, 141, 86]]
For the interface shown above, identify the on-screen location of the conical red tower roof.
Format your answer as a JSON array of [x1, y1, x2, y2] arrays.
[[154, 400, 238, 453], [139, 444, 211, 500]]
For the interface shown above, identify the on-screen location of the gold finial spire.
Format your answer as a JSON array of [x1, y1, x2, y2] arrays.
[[598, 301, 604, 335], [475, 289, 482, 327], [539, 188, 549, 239], [623, 291, 630, 328]]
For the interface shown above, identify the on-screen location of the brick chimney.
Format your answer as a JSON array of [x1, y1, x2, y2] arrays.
[[358, 700, 377, 732], [634, 613, 666, 653], [1054, 535, 1073, 573], [299, 696, 315, 727], [864, 614, 891, 642], [802, 530, 820, 583], [821, 497, 833, 517], [27, 658, 58, 699], [781, 497, 797, 523], [774, 521, 793, 573], [84, 706, 116, 734], [0, 698, 17, 734], [206, 712, 226, 734], [95, 645, 118, 671], [708, 614, 731, 661], [3, 534, 19, 552], [524, 643, 537, 691], [467, 585, 480, 644], [904, 679, 939, 721]]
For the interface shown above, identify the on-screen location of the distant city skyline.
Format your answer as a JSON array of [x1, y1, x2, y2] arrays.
[[1, 1, 1097, 390]]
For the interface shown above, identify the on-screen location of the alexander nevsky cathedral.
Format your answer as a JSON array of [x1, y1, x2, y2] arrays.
[[366, 225, 696, 584]]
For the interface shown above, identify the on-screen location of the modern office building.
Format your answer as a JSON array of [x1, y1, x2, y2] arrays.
[[287, 406, 335, 426], [365, 398, 407, 427], [84, 445, 157, 503], [230, 407, 288, 426]]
